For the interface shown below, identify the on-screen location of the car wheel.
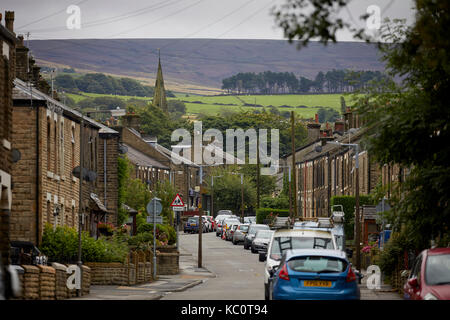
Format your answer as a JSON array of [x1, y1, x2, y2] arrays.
[[251, 246, 256, 253], [244, 242, 248, 250], [232, 239, 237, 245]]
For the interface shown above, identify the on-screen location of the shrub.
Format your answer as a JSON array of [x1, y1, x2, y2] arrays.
[[40, 225, 128, 263], [256, 208, 290, 224], [136, 223, 177, 245], [261, 196, 289, 210]]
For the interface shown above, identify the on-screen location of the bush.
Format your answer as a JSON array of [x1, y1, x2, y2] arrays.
[[261, 196, 289, 210], [40, 224, 128, 263], [379, 231, 414, 276], [136, 223, 177, 245], [256, 208, 290, 224], [330, 195, 374, 240]]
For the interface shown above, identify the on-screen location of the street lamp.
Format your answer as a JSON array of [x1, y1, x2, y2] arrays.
[[211, 175, 222, 218], [315, 140, 362, 274], [231, 172, 245, 223]]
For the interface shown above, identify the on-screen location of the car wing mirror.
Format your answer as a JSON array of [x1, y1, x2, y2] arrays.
[[407, 277, 418, 288]]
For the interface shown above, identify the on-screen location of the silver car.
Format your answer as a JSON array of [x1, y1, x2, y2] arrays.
[[251, 229, 274, 253], [232, 223, 249, 245]]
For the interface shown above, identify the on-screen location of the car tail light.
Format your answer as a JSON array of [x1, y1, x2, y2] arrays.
[[346, 266, 356, 282], [279, 264, 290, 281]]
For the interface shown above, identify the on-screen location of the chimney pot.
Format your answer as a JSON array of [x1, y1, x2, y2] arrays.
[[315, 113, 319, 123], [5, 11, 14, 33]]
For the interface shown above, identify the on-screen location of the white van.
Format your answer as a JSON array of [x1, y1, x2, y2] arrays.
[[261, 228, 337, 300]]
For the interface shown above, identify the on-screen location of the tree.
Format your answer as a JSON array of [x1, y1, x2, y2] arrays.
[[273, 0, 450, 250], [208, 167, 257, 215]]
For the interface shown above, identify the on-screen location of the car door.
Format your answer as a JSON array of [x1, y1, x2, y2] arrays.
[[406, 253, 423, 300]]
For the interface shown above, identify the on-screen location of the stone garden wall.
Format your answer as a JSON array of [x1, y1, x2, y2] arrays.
[[11, 264, 91, 300]]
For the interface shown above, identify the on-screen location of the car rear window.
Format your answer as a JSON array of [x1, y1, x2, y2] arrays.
[[425, 254, 450, 286], [288, 256, 347, 273], [239, 225, 249, 232], [188, 217, 198, 223], [255, 230, 273, 239], [270, 237, 334, 261], [249, 225, 269, 234]]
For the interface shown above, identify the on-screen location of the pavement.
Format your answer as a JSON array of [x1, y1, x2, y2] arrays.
[[73, 252, 216, 300], [359, 269, 403, 300]]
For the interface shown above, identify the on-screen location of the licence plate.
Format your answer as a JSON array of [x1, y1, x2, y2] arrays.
[[191, 223, 196, 226], [303, 280, 332, 287]]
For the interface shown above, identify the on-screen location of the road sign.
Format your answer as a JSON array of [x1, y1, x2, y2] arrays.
[[147, 198, 162, 215], [170, 193, 184, 207], [172, 206, 184, 211], [146, 216, 163, 224]]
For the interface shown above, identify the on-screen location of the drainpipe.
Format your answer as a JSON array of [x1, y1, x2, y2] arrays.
[[36, 103, 40, 246], [104, 139, 107, 223]]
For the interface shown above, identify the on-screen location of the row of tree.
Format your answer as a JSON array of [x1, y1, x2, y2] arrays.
[[221, 69, 389, 94], [54, 73, 155, 97]]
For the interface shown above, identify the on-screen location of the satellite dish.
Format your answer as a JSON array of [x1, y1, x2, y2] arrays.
[[119, 144, 128, 154], [87, 170, 97, 182], [11, 149, 21, 163], [314, 145, 322, 153]]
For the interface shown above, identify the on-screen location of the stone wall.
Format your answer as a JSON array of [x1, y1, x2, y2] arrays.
[[14, 264, 90, 300], [157, 252, 179, 275]]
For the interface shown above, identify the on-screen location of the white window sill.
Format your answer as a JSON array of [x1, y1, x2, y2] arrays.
[[47, 171, 54, 179]]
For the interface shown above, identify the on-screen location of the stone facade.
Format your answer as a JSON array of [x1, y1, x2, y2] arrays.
[[284, 113, 382, 218], [11, 77, 119, 244], [0, 11, 17, 264]]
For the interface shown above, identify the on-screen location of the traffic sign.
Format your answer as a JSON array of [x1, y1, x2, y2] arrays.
[[172, 206, 184, 211], [147, 198, 162, 215], [170, 193, 185, 207], [147, 216, 163, 224]]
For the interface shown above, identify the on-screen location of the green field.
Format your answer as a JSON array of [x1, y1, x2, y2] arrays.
[[66, 92, 350, 119], [179, 94, 347, 118]]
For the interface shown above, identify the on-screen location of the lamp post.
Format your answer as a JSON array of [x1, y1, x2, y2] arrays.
[[211, 175, 222, 218], [231, 172, 244, 223]]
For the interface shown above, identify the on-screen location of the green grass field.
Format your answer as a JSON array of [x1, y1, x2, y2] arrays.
[[66, 92, 351, 119]]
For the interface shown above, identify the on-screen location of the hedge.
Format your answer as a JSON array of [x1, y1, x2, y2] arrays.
[[330, 195, 374, 240], [256, 208, 290, 224]]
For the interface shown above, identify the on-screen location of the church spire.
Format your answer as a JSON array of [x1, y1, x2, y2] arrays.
[[153, 49, 168, 112]]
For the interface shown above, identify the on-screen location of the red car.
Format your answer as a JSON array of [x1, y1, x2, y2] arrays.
[[404, 248, 450, 300]]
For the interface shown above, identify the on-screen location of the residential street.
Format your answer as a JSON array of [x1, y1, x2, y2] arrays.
[[162, 232, 266, 300]]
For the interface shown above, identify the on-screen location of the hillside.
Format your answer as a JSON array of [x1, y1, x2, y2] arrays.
[[29, 38, 385, 94]]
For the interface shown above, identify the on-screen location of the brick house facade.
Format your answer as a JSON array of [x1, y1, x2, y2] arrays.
[[283, 112, 381, 218], [0, 11, 17, 263], [11, 78, 119, 244]]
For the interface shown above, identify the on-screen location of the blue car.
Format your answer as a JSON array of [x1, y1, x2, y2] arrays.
[[270, 249, 360, 300], [184, 216, 199, 233]]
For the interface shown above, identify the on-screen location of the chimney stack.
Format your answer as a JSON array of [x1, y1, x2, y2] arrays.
[[315, 113, 319, 123], [334, 121, 345, 134], [307, 122, 321, 143], [5, 11, 14, 33]]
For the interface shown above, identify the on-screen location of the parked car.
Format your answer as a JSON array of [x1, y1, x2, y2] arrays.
[[244, 216, 256, 224], [215, 213, 234, 235], [222, 217, 240, 239], [184, 216, 199, 233], [213, 210, 233, 232], [261, 228, 337, 300], [403, 248, 450, 300], [201, 216, 212, 233], [251, 230, 275, 253], [226, 223, 241, 241], [243, 224, 270, 250], [10, 241, 47, 265], [206, 216, 214, 232], [269, 249, 360, 300], [232, 224, 250, 245]]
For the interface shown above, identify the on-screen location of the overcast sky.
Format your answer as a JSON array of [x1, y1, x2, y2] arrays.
[[3, 0, 415, 41]]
